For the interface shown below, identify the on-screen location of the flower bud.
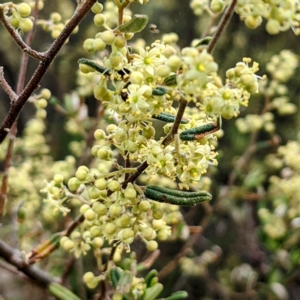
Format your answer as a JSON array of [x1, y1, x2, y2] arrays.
[[91, 2, 104, 14], [83, 272, 95, 283], [17, 3, 32, 18], [124, 187, 137, 200], [63, 239, 74, 251], [83, 38, 95, 53], [84, 208, 97, 221], [139, 200, 151, 212], [90, 226, 102, 237], [146, 240, 158, 251], [68, 177, 81, 191], [156, 65, 171, 77], [80, 204, 90, 215], [94, 129, 106, 140], [97, 147, 113, 160], [93, 38, 106, 51], [93, 237, 104, 248], [114, 35, 126, 48], [109, 204, 122, 217], [19, 18, 33, 32], [92, 202, 107, 215], [94, 178, 107, 190], [130, 71, 144, 85], [9, 15, 20, 28], [99, 30, 116, 45], [105, 223, 117, 235], [54, 174, 64, 185], [94, 14, 106, 26], [41, 89, 51, 99], [108, 180, 121, 192], [153, 209, 163, 220], [142, 227, 156, 240], [110, 51, 123, 68], [114, 129, 127, 143], [88, 187, 101, 199], [122, 228, 134, 240], [168, 55, 181, 71]]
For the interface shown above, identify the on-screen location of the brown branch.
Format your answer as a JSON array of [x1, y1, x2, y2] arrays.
[[0, 239, 57, 287], [207, 0, 237, 54], [161, 99, 187, 146], [0, 0, 97, 145], [0, 7, 45, 61]]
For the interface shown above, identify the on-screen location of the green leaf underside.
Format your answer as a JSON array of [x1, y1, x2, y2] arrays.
[[145, 186, 212, 206], [163, 74, 177, 86], [78, 58, 111, 75], [180, 123, 219, 140], [118, 14, 149, 33], [152, 86, 167, 96], [194, 36, 212, 48], [152, 113, 189, 124]]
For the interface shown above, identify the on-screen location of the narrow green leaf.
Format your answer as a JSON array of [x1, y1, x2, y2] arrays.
[[163, 74, 177, 86], [142, 283, 163, 300], [152, 86, 167, 96], [78, 58, 111, 75], [164, 291, 189, 300], [116, 270, 133, 294], [144, 269, 158, 287], [194, 36, 212, 48], [110, 267, 122, 288], [48, 283, 81, 300]]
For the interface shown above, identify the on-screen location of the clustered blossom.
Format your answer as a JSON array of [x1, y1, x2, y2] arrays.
[[236, 50, 298, 135], [43, 0, 260, 261], [266, 50, 299, 82], [236, 0, 300, 35], [260, 140, 300, 241], [189, 0, 300, 35]]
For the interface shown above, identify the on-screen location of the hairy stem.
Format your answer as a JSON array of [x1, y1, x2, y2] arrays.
[[207, 0, 237, 54], [0, 7, 45, 61]]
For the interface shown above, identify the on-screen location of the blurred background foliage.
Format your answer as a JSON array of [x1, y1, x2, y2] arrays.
[[0, 0, 300, 300]]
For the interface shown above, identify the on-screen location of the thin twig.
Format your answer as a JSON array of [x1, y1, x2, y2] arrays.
[[158, 202, 213, 280], [61, 257, 76, 285], [0, 0, 97, 144], [0, 7, 45, 61], [162, 99, 187, 146], [207, 0, 237, 54]]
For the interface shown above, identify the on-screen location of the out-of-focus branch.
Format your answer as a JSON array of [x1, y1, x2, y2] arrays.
[[207, 0, 237, 54], [0, 6, 45, 61], [158, 202, 213, 280], [0, 0, 40, 223], [0, 240, 57, 287], [0, 0, 97, 144]]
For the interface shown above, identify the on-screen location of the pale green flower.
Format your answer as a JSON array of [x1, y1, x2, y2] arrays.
[[133, 46, 166, 75]]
